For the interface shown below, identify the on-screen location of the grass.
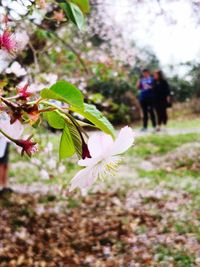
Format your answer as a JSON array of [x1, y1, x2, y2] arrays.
[[168, 117, 200, 129], [9, 167, 41, 184], [132, 117, 200, 130], [9, 131, 78, 186], [155, 245, 195, 267], [128, 132, 200, 159], [138, 168, 199, 180]]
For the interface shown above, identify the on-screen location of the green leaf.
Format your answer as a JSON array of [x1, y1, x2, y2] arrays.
[[66, 122, 82, 159], [40, 80, 84, 109], [69, 0, 90, 13], [45, 111, 65, 129], [44, 110, 83, 159], [59, 1, 85, 30], [59, 125, 75, 160], [71, 104, 115, 138]]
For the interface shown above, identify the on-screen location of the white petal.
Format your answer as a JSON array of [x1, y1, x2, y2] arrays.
[[78, 156, 100, 167], [0, 114, 24, 140], [111, 126, 134, 155], [88, 132, 113, 157], [69, 167, 96, 191], [6, 61, 27, 77], [0, 137, 7, 158]]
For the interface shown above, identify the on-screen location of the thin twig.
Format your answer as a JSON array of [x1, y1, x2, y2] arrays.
[[29, 20, 90, 74], [28, 40, 40, 73]]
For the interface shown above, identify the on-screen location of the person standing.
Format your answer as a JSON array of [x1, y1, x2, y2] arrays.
[[0, 136, 9, 190], [137, 69, 156, 131], [153, 70, 171, 131]]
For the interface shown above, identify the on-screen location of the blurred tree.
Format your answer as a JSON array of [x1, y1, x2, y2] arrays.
[[169, 76, 193, 102], [189, 64, 200, 98]]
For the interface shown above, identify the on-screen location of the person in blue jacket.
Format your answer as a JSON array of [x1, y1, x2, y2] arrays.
[[137, 69, 156, 131]]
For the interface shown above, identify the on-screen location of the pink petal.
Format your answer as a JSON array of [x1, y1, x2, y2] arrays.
[[69, 167, 96, 191], [111, 126, 134, 155], [88, 132, 113, 158], [0, 30, 16, 53]]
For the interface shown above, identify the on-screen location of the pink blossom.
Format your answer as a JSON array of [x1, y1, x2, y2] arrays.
[[15, 136, 38, 157], [0, 29, 17, 54], [18, 83, 32, 100]]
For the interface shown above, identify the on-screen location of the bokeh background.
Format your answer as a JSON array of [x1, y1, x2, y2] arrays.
[[1, 1, 200, 266]]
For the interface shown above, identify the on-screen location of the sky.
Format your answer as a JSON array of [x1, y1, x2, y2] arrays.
[[104, 0, 200, 76]]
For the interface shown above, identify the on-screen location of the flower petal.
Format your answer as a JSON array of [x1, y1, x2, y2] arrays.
[[111, 126, 134, 155], [0, 137, 7, 158], [78, 156, 100, 167], [88, 132, 113, 157], [0, 114, 24, 140], [69, 167, 96, 191]]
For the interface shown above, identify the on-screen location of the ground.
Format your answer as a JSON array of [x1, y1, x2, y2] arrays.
[[0, 117, 200, 267]]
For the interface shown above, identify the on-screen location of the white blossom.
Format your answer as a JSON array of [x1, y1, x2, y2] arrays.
[[6, 61, 27, 77], [70, 126, 134, 191], [40, 169, 49, 180]]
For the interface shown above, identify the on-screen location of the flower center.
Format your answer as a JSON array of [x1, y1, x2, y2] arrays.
[[96, 156, 122, 180]]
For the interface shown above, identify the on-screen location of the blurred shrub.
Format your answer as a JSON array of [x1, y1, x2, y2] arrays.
[[189, 98, 200, 114], [169, 99, 200, 120], [169, 76, 195, 102], [169, 66, 200, 102], [87, 79, 141, 124]]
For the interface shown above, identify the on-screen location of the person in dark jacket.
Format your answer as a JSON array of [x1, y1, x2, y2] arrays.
[[137, 69, 156, 131], [153, 70, 171, 131]]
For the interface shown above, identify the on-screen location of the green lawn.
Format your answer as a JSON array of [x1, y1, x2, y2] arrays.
[[129, 132, 200, 159], [168, 117, 200, 129], [132, 117, 200, 130]]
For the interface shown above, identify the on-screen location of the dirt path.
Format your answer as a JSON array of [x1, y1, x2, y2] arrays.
[[134, 127, 200, 137]]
